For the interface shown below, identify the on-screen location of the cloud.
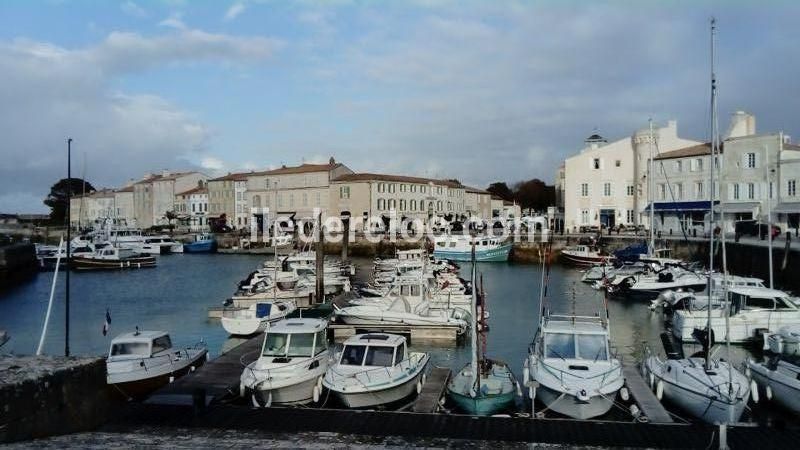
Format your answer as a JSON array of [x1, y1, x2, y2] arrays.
[[200, 156, 225, 171], [158, 12, 187, 30], [224, 2, 247, 21], [120, 1, 147, 18], [0, 28, 278, 212]]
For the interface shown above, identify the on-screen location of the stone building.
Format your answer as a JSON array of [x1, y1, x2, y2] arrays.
[[133, 171, 207, 228], [207, 172, 249, 229]]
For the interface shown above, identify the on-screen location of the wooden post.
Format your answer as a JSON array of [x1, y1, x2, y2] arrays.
[[341, 215, 350, 262], [782, 231, 791, 271], [316, 211, 325, 304]]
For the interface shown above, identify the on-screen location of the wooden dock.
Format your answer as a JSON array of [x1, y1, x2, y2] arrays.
[[621, 360, 673, 423], [329, 323, 462, 343], [412, 367, 451, 413], [145, 333, 264, 406]]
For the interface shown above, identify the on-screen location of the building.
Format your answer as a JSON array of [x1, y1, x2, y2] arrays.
[[207, 172, 249, 229], [245, 158, 353, 227], [175, 184, 209, 231], [563, 121, 701, 232], [133, 171, 208, 228], [69, 189, 115, 229], [554, 162, 566, 210], [464, 186, 492, 218], [330, 173, 466, 231], [489, 197, 521, 219], [113, 186, 135, 226]]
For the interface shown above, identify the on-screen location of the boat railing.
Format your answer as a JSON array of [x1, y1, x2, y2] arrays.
[[540, 358, 621, 388], [544, 314, 608, 327], [117, 345, 206, 375], [326, 352, 426, 387], [243, 354, 324, 382]]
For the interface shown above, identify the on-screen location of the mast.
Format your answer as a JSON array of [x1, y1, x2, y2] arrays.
[[470, 243, 479, 396], [65, 138, 72, 358], [648, 119, 656, 256], [766, 146, 774, 288], [705, 18, 718, 371]]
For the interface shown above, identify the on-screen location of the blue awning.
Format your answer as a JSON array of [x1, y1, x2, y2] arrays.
[[642, 201, 718, 212]]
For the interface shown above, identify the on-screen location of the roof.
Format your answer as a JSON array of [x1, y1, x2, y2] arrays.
[[654, 142, 722, 160], [134, 171, 197, 185], [784, 143, 800, 151], [116, 186, 134, 193], [248, 162, 343, 177], [268, 318, 327, 334], [110, 330, 168, 344], [463, 185, 489, 194], [176, 186, 208, 196], [728, 286, 791, 298], [342, 333, 405, 347], [208, 172, 249, 182], [332, 173, 463, 188]]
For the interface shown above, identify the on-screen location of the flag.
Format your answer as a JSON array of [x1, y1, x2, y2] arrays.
[[102, 309, 111, 336]]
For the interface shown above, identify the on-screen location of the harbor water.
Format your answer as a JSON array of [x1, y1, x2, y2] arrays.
[[0, 253, 794, 425]]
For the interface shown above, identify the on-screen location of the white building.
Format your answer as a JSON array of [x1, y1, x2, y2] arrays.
[[133, 170, 208, 228], [69, 187, 136, 229], [464, 186, 492, 218], [563, 121, 701, 232], [175, 185, 209, 231]]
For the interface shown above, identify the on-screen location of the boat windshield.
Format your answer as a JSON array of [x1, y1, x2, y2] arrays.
[[577, 334, 608, 361], [110, 342, 150, 357], [263, 333, 289, 357], [287, 332, 315, 357], [262, 332, 315, 357], [364, 346, 395, 367], [544, 333, 576, 359], [341, 344, 367, 365]]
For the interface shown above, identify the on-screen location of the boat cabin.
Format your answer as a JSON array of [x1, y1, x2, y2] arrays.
[[93, 245, 139, 260], [396, 249, 426, 261], [435, 235, 503, 250], [108, 330, 173, 360], [260, 319, 328, 362], [729, 287, 799, 315], [338, 333, 407, 368], [541, 318, 610, 363]]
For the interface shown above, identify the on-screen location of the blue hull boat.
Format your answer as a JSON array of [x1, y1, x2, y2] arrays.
[[434, 243, 512, 262], [447, 360, 518, 416], [184, 234, 217, 253]]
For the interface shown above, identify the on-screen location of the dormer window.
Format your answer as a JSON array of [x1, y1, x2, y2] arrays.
[[593, 158, 600, 169]]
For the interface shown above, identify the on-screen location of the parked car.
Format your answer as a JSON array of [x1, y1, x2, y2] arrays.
[[734, 220, 780, 240]]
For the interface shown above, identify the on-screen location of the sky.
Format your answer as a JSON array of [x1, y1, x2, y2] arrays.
[[0, 0, 798, 213]]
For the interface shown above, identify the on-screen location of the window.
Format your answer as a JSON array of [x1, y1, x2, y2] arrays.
[[746, 152, 756, 168], [658, 184, 666, 200], [264, 178, 271, 189], [581, 209, 589, 224], [580, 183, 589, 197], [399, 199, 406, 210], [339, 186, 350, 199], [341, 344, 366, 365], [152, 336, 172, 354], [377, 198, 385, 210], [769, 182, 774, 199], [626, 185, 634, 196], [676, 183, 683, 200], [577, 334, 607, 361], [545, 333, 576, 359], [695, 158, 703, 171], [378, 183, 385, 193], [615, 160, 621, 167], [365, 346, 395, 366], [262, 333, 289, 357], [747, 183, 755, 199], [603, 183, 611, 197], [396, 342, 406, 363], [410, 199, 416, 210], [626, 210, 634, 223], [287, 333, 315, 357], [316, 191, 321, 205], [733, 184, 740, 200], [110, 342, 150, 356], [675, 160, 682, 172], [593, 158, 600, 169], [315, 331, 327, 356], [695, 182, 704, 199], [420, 186, 426, 194], [411, 185, 416, 193], [789, 180, 797, 197], [437, 200, 443, 211]]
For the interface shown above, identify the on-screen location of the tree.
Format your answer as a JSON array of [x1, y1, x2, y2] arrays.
[[486, 182, 514, 201], [513, 178, 555, 212], [44, 178, 96, 224]]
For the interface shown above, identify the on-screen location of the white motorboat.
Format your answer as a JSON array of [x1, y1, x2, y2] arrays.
[[580, 264, 616, 283], [747, 325, 800, 414], [323, 333, 430, 408], [220, 300, 297, 336], [106, 329, 208, 399], [523, 314, 624, 419], [671, 287, 800, 343], [334, 297, 469, 334], [560, 244, 614, 266], [71, 244, 157, 270], [609, 267, 706, 300], [240, 318, 329, 406], [136, 235, 183, 254]]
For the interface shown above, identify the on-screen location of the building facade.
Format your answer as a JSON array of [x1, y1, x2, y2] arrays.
[[133, 171, 207, 228], [208, 172, 249, 229], [563, 120, 701, 232], [175, 185, 209, 231], [464, 186, 492, 218]]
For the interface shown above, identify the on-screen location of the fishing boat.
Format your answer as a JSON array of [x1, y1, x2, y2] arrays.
[[220, 300, 298, 336], [106, 329, 208, 399], [643, 21, 751, 425], [747, 325, 800, 414], [560, 244, 613, 266], [71, 245, 156, 270], [184, 233, 217, 253], [323, 333, 430, 408], [447, 255, 518, 416], [240, 318, 329, 406], [433, 235, 512, 262]]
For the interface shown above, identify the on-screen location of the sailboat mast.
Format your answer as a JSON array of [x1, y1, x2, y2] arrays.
[[706, 18, 718, 371], [766, 146, 774, 288], [648, 119, 656, 256], [470, 244, 479, 396]]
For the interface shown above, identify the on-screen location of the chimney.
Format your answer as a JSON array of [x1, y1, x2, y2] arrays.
[[329, 156, 336, 165]]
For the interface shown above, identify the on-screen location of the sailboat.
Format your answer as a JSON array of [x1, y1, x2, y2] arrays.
[[642, 19, 751, 425], [446, 253, 518, 416]]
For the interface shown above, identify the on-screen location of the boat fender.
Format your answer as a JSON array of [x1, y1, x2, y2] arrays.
[[239, 383, 245, 398], [528, 385, 536, 400], [312, 385, 320, 403], [629, 404, 640, 418], [515, 380, 522, 397], [655, 380, 663, 400], [190, 365, 196, 372], [422, 373, 427, 386], [744, 365, 751, 378], [416, 380, 423, 394], [522, 365, 530, 384], [649, 372, 655, 389], [251, 393, 262, 408], [750, 381, 759, 403], [169, 376, 175, 384], [266, 391, 273, 408], [316, 376, 323, 391], [766, 385, 772, 401], [620, 387, 630, 402]]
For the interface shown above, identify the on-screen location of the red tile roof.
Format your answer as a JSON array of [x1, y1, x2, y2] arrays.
[[248, 162, 343, 176], [134, 171, 198, 184], [176, 186, 208, 196], [332, 173, 463, 188], [654, 142, 723, 160], [209, 172, 249, 182]]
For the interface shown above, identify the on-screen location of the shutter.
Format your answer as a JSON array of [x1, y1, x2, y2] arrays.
[[727, 183, 734, 200], [754, 152, 760, 169]]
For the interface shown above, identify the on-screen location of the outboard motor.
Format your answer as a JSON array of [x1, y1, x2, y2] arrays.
[[660, 332, 685, 360]]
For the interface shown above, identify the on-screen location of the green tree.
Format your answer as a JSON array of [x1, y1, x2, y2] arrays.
[[486, 182, 514, 201], [513, 178, 555, 212], [44, 178, 96, 224]]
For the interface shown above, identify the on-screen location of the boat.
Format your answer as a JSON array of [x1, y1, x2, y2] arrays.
[[184, 233, 217, 253], [610, 267, 707, 300], [323, 333, 430, 408], [0, 330, 8, 348], [643, 21, 751, 425], [447, 256, 518, 416], [38, 242, 96, 270], [136, 235, 183, 255], [747, 325, 800, 414], [71, 244, 156, 270], [432, 234, 512, 262], [220, 300, 297, 336], [560, 244, 613, 266], [334, 296, 469, 334], [240, 318, 330, 406], [671, 286, 800, 343], [106, 329, 208, 399]]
